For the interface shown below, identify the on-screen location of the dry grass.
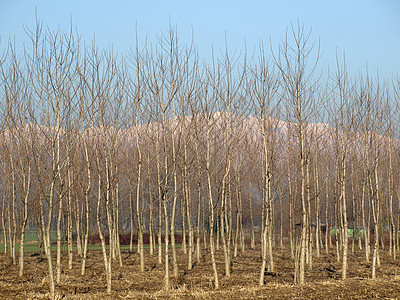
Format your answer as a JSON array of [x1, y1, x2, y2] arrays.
[[1, 246, 400, 299]]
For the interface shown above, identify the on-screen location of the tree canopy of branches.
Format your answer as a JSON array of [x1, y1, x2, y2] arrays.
[[0, 21, 399, 298]]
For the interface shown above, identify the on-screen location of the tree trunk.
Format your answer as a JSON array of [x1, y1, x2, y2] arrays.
[[81, 138, 91, 276], [56, 188, 63, 284]]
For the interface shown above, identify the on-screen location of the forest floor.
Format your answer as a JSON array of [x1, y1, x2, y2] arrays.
[[1, 245, 400, 299]]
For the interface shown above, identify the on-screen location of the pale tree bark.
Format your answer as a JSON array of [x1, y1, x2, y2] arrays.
[[156, 136, 163, 265], [146, 106, 162, 264], [325, 172, 330, 254], [0, 130, 6, 255], [114, 167, 123, 267], [206, 123, 219, 288], [16, 130, 32, 277], [148, 154, 155, 256], [340, 145, 348, 280], [371, 143, 381, 280], [1, 190, 6, 255], [128, 180, 134, 253], [105, 153, 114, 292], [259, 114, 277, 284], [387, 126, 396, 259], [306, 161, 313, 271], [66, 154, 73, 270], [135, 127, 144, 272], [184, 165, 194, 269], [81, 135, 91, 276], [95, 159, 111, 293], [170, 114, 180, 278], [288, 158, 295, 258], [162, 177, 170, 290], [74, 183, 82, 258], [56, 167, 64, 284], [181, 114, 195, 269], [249, 181, 256, 250], [350, 164, 356, 254], [194, 129, 202, 263], [6, 142, 17, 266], [220, 152, 232, 277], [314, 162, 321, 258], [394, 77, 400, 258], [361, 167, 370, 262], [181, 186, 187, 255]]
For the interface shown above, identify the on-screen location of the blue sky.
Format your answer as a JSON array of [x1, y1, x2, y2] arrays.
[[0, 0, 399, 79]]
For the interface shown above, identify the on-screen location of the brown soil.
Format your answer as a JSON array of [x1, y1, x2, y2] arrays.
[[1, 247, 400, 299]]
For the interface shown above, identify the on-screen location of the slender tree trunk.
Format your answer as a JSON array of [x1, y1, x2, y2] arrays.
[[341, 148, 348, 280], [288, 169, 295, 258], [67, 166, 73, 270], [306, 162, 313, 271], [18, 209, 28, 277], [371, 147, 381, 280], [170, 159, 179, 278], [185, 176, 194, 269], [206, 126, 219, 288], [221, 171, 231, 277], [56, 187, 63, 284], [259, 210, 269, 286], [45, 191, 56, 299], [9, 151, 17, 265], [1, 194, 7, 255], [249, 182, 255, 249], [315, 163, 321, 258], [351, 172, 356, 254], [18, 164, 31, 276], [105, 156, 113, 293], [156, 138, 163, 265], [17, 145, 31, 276], [158, 191, 163, 265], [96, 171, 111, 293], [114, 176, 123, 267], [181, 189, 187, 255], [136, 149, 144, 272], [196, 166, 202, 263], [163, 194, 170, 290], [44, 130, 60, 298], [216, 210, 220, 251], [296, 126, 307, 285], [389, 144, 396, 259], [81, 139, 91, 276], [362, 176, 370, 262], [75, 193, 82, 257], [148, 155, 154, 256], [128, 183, 134, 253]]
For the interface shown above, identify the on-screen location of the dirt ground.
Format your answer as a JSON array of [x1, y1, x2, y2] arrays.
[[1, 246, 400, 299]]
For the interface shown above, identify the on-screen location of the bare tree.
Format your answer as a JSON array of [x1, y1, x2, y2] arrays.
[[330, 55, 355, 279], [273, 22, 321, 284], [246, 45, 279, 285]]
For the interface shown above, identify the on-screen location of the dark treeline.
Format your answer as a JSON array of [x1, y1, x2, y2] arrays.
[[1, 22, 400, 298]]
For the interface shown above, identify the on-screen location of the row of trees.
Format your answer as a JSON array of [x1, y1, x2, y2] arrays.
[[1, 22, 400, 298]]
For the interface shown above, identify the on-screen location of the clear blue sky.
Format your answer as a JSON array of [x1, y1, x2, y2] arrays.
[[0, 0, 399, 79]]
